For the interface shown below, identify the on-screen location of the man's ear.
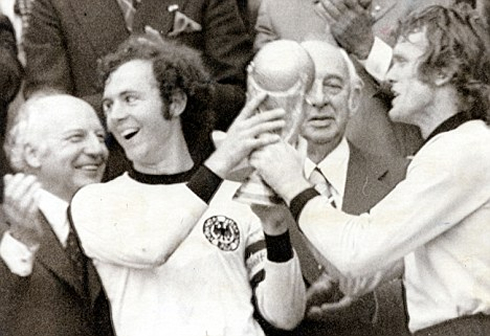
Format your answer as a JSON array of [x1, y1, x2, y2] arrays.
[[433, 65, 457, 86], [168, 89, 188, 118], [348, 85, 362, 115], [24, 144, 41, 169]]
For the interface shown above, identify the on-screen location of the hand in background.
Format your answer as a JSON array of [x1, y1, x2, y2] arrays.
[[307, 276, 375, 324], [3, 174, 42, 248], [315, 0, 375, 59]]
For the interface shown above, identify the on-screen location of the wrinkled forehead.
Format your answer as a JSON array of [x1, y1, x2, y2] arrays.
[[103, 59, 157, 97], [30, 97, 103, 137]]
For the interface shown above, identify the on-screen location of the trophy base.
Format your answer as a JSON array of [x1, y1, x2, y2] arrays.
[[233, 173, 283, 206]]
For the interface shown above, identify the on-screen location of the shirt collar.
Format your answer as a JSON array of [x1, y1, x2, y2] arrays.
[[38, 189, 70, 246], [304, 137, 350, 200]]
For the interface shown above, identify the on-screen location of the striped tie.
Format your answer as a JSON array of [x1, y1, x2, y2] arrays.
[[309, 167, 337, 208]]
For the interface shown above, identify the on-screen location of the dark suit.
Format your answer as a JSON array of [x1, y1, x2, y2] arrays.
[[288, 143, 410, 336], [0, 14, 23, 202], [23, 0, 252, 130], [0, 211, 114, 336]]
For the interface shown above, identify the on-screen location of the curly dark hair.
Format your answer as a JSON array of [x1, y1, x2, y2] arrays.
[[396, 3, 490, 123], [98, 33, 215, 165]]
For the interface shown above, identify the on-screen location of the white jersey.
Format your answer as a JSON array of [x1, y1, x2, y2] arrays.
[[71, 172, 305, 336]]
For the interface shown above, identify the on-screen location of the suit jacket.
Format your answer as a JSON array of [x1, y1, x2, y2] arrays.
[[0, 210, 114, 336], [23, 0, 252, 130], [254, 0, 452, 160], [288, 142, 410, 336], [0, 14, 23, 202]]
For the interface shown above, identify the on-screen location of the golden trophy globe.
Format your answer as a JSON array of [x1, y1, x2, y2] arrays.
[[233, 40, 315, 206]]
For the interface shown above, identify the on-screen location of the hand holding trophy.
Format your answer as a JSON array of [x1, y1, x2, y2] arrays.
[[233, 40, 315, 205]]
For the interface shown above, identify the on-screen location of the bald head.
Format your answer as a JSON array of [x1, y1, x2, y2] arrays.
[[5, 94, 108, 201]]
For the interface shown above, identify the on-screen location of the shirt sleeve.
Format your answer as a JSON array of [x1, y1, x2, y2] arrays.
[[358, 36, 393, 83], [297, 134, 490, 279], [246, 218, 306, 330], [70, 181, 210, 269], [0, 231, 39, 277], [253, 0, 278, 52]]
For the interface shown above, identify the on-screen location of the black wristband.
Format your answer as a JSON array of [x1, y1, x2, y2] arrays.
[[186, 165, 223, 204], [289, 187, 320, 223], [264, 230, 293, 263]]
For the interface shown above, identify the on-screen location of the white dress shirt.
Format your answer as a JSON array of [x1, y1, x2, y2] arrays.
[[304, 137, 350, 210]]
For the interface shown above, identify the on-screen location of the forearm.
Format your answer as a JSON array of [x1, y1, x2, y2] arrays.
[[255, 233, 305, 330], [0, 16, 23, 104], [0, 233, 32, 331], [23, 0, 72, 97], [0, 231, 38, 277], [253, 0, 277, 52], [357, 36, 393, 83]]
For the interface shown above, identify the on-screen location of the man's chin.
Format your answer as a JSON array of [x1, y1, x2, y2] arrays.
[[388, 107, 403, 123], [76, 170, 104, 185]]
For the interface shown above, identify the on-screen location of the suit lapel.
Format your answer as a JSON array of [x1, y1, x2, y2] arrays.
[[343, 143, 391, 215], [69, 0, 130, 57], [133, 0, 186, 35], [36, 213, 88, 299]]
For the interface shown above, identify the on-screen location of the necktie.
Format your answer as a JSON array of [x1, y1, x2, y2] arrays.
[[309, 167, 337, 208], [291, 167, 340, 285], [118, 0, 137, 32], [65, 221, 88, 296]]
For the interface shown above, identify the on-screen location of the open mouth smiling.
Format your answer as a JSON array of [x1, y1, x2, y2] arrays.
[[121, 128, 139, 140]]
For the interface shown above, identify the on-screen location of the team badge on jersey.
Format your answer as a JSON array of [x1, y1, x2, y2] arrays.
[[203, 215, 240, 251]]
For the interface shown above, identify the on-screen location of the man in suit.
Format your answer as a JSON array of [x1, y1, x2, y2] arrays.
[[281, 41, 408, 336], [0, 13, 23, 202], [0, 94, 114, 336], [254, 0, 453, 160]]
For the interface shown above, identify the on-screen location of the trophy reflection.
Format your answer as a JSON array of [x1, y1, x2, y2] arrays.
[[233, 40, 315, 206]]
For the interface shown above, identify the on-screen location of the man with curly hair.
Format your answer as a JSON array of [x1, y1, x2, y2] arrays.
[[250, 4, 490, 336], [69, 34, 305, 336]]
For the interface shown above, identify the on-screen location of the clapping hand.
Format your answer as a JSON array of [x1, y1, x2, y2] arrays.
[[3, 174, 42, 248]]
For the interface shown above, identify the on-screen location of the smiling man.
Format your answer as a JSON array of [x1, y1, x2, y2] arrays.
[[69, 35, 305, 336], [0, 94, 114, 336], [250, 4, 490, 336]]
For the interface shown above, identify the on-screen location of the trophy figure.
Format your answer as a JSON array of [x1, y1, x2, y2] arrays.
[[233, 40, 315, 206]]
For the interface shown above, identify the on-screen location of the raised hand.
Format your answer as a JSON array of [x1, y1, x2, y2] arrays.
[[205, 93, 286, 178], [315, 0, 375, 59], [3, 174, 42, 248]]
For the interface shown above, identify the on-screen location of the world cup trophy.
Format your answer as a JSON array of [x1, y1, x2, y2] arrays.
[[233, 40, 315, 206]]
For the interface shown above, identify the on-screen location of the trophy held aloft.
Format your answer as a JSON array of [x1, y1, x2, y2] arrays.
[[233, 40, 315, 206]]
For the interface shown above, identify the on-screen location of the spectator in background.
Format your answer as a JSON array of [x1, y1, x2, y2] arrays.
[[0, 94, 114, 336], [255, 0, 453, 159], [23, 0, 253, 179], [251, 4, 490, 336], [69, 33, 305, 336], [286, 40, 409, 336], [0, 13, 23, 202]]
